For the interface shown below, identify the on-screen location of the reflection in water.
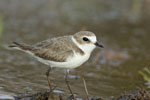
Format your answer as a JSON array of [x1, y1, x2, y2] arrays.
[[95, 49, 130, 66], [0, 0, 150, 98], [0, 95, 14, 100]]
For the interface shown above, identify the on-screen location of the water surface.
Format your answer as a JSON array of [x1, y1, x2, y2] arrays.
[[0, 0, 150, 98]]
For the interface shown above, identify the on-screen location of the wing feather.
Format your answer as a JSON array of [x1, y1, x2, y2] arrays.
[[32, 36, 74, 62]]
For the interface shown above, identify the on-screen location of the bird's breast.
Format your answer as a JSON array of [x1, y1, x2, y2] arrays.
[[41, 52, 91, 69], [65, 52, 91, 69]]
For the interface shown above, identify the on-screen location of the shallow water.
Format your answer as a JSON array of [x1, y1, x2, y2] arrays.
[[0, 0, 150, 98]]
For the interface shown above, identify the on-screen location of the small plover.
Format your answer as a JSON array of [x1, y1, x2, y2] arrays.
[[9, 31, 104, 97]]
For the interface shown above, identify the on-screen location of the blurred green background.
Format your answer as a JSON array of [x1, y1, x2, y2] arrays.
[[0, 0, 150, 98]]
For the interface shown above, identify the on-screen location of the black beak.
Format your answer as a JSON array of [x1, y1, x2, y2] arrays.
[[95, 42, 104, 48]]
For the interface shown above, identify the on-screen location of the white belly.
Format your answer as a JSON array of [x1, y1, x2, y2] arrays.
[[62, 53, 90, 69], [24, 50, 90, 69], [35, 52, 90, 69]]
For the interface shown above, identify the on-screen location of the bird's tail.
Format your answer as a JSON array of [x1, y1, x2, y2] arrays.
[[9, 42, 33, 51]]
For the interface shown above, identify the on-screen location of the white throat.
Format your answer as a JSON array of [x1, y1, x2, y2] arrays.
[[72, 36, 96, 54]]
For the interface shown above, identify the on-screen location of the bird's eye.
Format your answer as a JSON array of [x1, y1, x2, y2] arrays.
[[83, 37, 89, 41]]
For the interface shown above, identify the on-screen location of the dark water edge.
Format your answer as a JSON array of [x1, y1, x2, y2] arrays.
[[0, 88, 149, 100]]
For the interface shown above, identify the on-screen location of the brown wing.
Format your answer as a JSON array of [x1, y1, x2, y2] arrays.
[[32, 36, 74, 62], [9, 42, 33, 50]]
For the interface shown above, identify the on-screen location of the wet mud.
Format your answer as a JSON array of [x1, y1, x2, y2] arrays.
[[13, 88, 150, 100]]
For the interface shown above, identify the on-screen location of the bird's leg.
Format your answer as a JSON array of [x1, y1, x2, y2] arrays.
[[46, 67, 56, 100], [82, 78, 89, 100], [46, 67, 52, 91], [65, 69, 75, 99]]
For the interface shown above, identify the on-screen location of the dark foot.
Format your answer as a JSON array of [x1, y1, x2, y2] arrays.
[[69, 94, 75, 100], [46, 67, 51, 77]]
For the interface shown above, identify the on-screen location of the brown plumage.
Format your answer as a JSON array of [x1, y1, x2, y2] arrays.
[[9, 42, 33, 51], [9, 31, 97, 62], [32, 36, 84, 62], [9, 35, 84, 62]]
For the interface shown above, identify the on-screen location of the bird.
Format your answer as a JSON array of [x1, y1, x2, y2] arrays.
[[9, 31, 104, 98]]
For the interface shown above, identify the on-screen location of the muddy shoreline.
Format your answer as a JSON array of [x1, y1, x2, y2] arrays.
[[12, 88, 150, 100]]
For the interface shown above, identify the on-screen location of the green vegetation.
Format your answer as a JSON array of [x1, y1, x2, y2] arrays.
[[139, 68, 150, 83]]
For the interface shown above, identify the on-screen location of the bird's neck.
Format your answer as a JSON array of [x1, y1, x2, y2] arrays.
[[72, 36, 96, 54]]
